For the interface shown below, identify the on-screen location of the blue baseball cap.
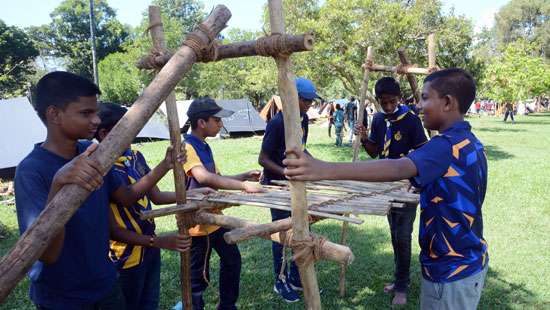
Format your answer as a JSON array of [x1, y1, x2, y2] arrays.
[[295, 77, 320, 101]]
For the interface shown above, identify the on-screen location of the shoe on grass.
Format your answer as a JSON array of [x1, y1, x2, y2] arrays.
[[273, 279, 300, 303]]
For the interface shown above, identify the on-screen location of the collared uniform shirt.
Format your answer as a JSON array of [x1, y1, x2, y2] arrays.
[[183, 133, 222, 237], [366, 105, 428, 159], [109, 149, 156, 270], [407, 121, 489, 283]]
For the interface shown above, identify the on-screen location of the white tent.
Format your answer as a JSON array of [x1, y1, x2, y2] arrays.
[[0, 97, 169, 178], [160, 98, 265, 136]]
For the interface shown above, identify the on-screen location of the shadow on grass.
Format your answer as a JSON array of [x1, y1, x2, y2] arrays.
[[159, 223, 401, 309], [475, 127, 524, 133], [485, 144, 514, 161], [480, 268, 540, 309]]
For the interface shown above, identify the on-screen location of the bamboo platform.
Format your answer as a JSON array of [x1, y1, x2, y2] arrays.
[[185, 180, 418, 218]]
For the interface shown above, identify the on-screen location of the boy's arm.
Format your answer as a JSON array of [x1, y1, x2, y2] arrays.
[[284, 136, 451, 186], [110, 151, 169, 208], [258, 150, 285, 176], [354, 122, 379, 159], [283, 147, 417, 182], [189, 165, 263, 193], [108, 208, 190, 252], [111, 146, 183, 208]]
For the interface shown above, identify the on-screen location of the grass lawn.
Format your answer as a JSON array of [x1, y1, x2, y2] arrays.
[[1, 113, 549, 309]]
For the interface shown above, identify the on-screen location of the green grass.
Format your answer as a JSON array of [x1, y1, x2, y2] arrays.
[[1, 114, 550, 309]]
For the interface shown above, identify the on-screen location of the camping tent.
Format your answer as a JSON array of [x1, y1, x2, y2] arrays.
[[259, 95, 321, 122], [160, 98, 265, 136], [0, 97, 170, 179]]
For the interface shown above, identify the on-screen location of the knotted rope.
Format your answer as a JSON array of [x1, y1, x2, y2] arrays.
[[183, 23, 219, 62], [277, 231, 327, 281]]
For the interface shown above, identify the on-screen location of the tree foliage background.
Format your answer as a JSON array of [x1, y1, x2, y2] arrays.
[[0, 20, 38, 98], [1, 0, 548, 105]]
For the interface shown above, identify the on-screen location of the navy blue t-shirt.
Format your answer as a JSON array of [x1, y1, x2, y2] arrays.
[[15, 141, 117, 309], [261, 112, 308, 183], [365, 105, 428, 159]]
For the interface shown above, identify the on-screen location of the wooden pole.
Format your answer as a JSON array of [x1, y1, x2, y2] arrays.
[[397, 48, 420, 104], [428, 33, 436, 71], [427, 33, 438, 137], [136, 33, 314, 69], [145, 6, 192, 309], [194, 213, 354, 265], [366, 63, 431, 75], [338, 213, 350, 297], [352, 46, 374, 162], [268, 1, 321, 308], [0, 6, 232, 303]]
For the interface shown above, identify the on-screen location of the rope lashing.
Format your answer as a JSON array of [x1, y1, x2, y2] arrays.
[[183, 23, 219, 62]]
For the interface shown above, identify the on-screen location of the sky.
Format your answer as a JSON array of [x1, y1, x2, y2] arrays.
[[0, 0, 510, 34]]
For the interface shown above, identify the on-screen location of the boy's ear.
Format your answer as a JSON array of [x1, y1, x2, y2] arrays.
[[45, 106, 61, 125], [443, 95, 460, 112]]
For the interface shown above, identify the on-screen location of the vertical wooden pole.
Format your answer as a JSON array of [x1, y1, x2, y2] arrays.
[[147, 6, 192, 309], [338, 213, 350, 297], [268, 1, 321, 309], [428, 33, 436, 71], [397, 48, 420, 104], [427, 33, 438, 137], [352, 46, 374, 162]]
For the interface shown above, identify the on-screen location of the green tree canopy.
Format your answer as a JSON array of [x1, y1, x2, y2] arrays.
[[481, 40, 550, 103], [28, 0, 129, 80], [0, 20, 39, 98], [494, 0, 550, 59], [262, 0, 478, 100]]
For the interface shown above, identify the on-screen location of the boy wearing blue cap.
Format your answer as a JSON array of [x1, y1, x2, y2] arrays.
[[284, 69, 489, 310], [258, 77, 319, 303]]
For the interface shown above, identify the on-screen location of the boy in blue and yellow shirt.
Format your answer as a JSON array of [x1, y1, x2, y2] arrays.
[[284, 68, 489, 310], [181, 97, 263, 310], [356, 77, 427, 305], [95, 103, 210, 310]]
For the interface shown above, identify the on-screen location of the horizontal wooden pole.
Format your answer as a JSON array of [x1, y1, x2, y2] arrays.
[[195, 213, 354, 266], [140, 201, 232, 220], [365, 63, 431, 75], [137, 32, 314, 69], [224, 217, 294, 244]]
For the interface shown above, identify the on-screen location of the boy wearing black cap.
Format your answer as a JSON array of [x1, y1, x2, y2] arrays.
[[182, 97, 263, 310], [355, 77, 428, 305], [258, 77, 319, 303], [285, 69, 489, 310]]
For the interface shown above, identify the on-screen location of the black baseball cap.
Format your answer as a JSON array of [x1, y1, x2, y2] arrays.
[[187, 97, 234, 119]]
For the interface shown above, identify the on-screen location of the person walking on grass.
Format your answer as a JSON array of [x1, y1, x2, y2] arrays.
[[334, 103, 345, 147], [503, 102, 515, 123]]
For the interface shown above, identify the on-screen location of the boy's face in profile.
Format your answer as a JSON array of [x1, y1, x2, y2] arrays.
[[202, 116, 223, 137], [52, 96, 101, 140], [419, 81, 445, 130], [377, 94, 399, 114]]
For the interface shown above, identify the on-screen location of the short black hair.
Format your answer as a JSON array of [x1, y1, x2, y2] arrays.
[[34, 71, 101, 122], [95, 102, 127, 139], [375, 77, 401, 98], [424, 68, 476, 114]]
